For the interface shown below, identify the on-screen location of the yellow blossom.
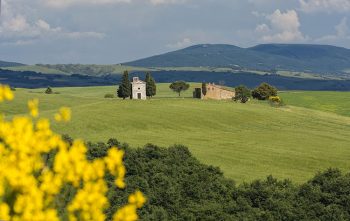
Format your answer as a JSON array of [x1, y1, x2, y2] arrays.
[[269, 96, 281, 103], [55, 107, 71, 122], [28, 98, 39, 117], [0, 84, 14, 102], [0, 84, 144, 221], [113, 205, 139, 221], [128, 190, 146, 209], [0, 203, 10, 221]]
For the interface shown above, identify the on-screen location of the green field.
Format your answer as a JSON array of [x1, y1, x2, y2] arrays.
[[1, 84, 350, 183], [281, 91, 350, 117]]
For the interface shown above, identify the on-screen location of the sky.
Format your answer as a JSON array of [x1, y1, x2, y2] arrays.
[[0, 0, 350, 64]]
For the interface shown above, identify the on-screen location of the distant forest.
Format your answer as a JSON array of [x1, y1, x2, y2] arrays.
[[1, 69, 350, 91]]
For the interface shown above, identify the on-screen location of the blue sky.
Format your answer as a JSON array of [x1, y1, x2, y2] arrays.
[[0, 0, 349, 64]]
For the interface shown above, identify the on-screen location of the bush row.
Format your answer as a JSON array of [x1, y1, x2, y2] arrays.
[[53, 136, 350, 221]]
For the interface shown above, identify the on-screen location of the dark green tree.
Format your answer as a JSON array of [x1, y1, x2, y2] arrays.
[[202, 82, 207, 96], [150, 78, 157, 97], [117, 71, 131, 100], [234, 85, 251, 103], [145, 72, 157, 98], [46, 136, 350, 221], [252, 83, 277, 100], [45, 86, 53, 94], [169, 81, 190, 97]]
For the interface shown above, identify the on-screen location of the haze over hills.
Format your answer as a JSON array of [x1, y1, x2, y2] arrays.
[[1, 43, 350, 90], [2, 43, 350, 77], [0, 60, 24, 67], [125, 44, 350, 75]]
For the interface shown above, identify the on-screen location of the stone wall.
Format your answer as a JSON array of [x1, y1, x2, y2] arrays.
[[195, 83, 235, 100]]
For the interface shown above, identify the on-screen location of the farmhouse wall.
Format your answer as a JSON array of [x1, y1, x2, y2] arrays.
[[194, 83, 235, 100]]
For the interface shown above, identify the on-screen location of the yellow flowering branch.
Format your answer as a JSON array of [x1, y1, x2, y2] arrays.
[[0, 84, 146, 221]]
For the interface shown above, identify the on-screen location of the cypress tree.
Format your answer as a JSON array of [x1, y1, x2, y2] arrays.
[[145, 72, 157, 98], [150, 77, 157, 97], [201, 82, 207, 96], [117, 71, 131, 100]]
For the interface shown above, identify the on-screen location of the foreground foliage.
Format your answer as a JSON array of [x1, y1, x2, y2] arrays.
[[0, 85, 145, 221], [80, 139, 350, 221], [2, 85, 349, 183]]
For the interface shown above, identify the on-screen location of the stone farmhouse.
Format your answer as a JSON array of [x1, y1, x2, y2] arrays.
[[131, 77, 146, 100], [193, 83, 235, 100]]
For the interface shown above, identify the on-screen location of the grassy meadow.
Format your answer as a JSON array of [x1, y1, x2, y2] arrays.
[[1, 84, 350, 183], [280, 91, 350, 117]]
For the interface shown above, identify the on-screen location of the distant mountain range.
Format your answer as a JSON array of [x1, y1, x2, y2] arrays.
[[1, 43, 350, 90], [125, 44, 350, 75]]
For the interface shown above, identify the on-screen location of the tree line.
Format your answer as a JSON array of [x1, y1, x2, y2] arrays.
[[54, 136, 350, 221], [233, 82, 279, 104]]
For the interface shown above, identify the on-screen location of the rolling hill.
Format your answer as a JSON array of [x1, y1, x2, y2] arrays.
[[2, 68, 350, 90], [125, 44, 350, 75], [1, 84, 349, 183], [0, 60, 24, 67], [2, 44, 350, 88]]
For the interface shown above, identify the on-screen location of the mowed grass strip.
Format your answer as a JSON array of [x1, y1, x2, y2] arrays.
[[1, 84, 350, 183]]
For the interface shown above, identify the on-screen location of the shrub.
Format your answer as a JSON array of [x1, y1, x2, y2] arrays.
[[105, 93, 115, 98], [0, 84, 145, 221], [268, 96, 284, 107], [252, 83, 277, 100], [45, 86, 53, 94], [234, 85, 251, 103]]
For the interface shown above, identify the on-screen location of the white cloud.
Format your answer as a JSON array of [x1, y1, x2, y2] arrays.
[[42, 0, 188, 8], [0, 16, 104, 40], [62, 31, 105, 39], [166, 37, 192, 49], [36, 19, 52, 31], [255, 24, 270, 33], [335, 17, 349, 37], [316, 17, 350, 42], [299, 0, 350, 13], [256, 9, 307, 43], [150, 0, 188, 5], [0, 1, 105, 45], [43, 0, 131, 8]]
